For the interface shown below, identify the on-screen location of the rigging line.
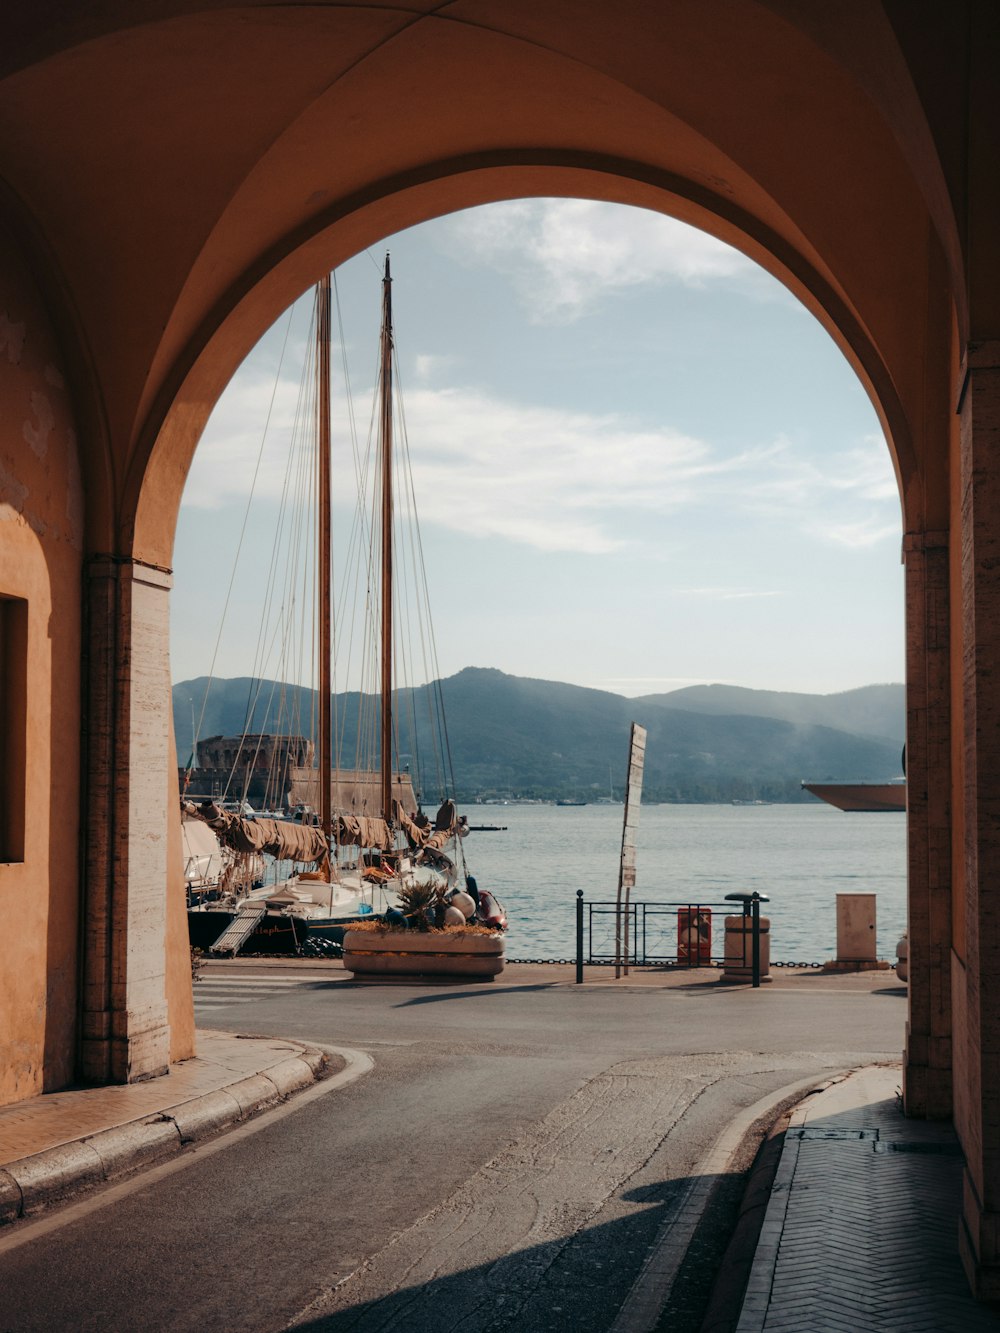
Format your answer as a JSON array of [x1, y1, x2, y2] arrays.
[[228, 292, 315, 772], [229, 317, 318, 805], [246, 299, 318, 696], [224, 343, 317, 804], [220, 613, 295, 802], [393, 343, 456, 799], [384, 382, 421, 797], [330, 270, 365, 781], [347, 353, 382, 786], [355, 339, 384, 776], [332, 326, 380, 781], [187, 299, 298, 775], [393, 372, 439, 799], [239, 293, 322, 788], [247, 637, 303, 804]]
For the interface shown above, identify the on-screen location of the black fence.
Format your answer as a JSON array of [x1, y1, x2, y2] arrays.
[[574, 889, 769, 986]]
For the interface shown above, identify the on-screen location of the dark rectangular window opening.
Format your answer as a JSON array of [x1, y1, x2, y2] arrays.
[[0, 595, 27, 863]]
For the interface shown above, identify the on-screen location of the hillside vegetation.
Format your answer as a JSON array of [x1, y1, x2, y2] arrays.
[[174, 668, 905, 804]]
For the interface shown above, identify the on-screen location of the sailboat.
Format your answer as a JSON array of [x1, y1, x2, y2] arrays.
[[185, 257, 484, 956]]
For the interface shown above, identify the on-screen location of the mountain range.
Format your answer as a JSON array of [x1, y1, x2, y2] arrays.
[[173, 668, 905, 804]]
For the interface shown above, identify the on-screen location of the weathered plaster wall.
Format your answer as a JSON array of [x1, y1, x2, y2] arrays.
[[0, 222, 83, 1105]]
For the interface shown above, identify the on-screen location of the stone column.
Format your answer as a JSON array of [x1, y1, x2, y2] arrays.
[[902, 529, 953, 1119], [957, 341, 1000, 1299], [80, 556, 172, 1084]]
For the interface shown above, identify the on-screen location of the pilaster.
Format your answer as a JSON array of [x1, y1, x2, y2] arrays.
[[902, 529, 953, 1118], [957, 340, 1000, 1298], [80, 556, 172, 1084]]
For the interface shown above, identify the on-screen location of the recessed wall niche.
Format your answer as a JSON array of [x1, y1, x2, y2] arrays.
[[0, 595, 27, 862]]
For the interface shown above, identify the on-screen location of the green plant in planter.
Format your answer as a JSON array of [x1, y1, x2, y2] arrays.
[[395, 879, 447, 930]]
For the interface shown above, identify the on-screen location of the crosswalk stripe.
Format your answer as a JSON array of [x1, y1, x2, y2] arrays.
[[193, 981, 309, 1002], [193, 977, 322, 1007], [194, 988, 300, 998], [196, 976, 313, 986]]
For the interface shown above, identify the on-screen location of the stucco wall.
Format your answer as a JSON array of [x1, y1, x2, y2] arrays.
[[0, 223, 83, 1104]]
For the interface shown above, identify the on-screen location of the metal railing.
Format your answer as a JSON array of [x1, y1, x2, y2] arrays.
[[574, 889, 770, 986]]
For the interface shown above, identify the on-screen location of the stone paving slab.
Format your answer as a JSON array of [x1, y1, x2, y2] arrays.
[[736, 1065, 1000, 1332], [0, 1031, 336, 1225]]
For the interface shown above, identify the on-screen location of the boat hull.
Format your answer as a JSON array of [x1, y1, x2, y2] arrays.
[[188, 906, 386, 953], [188, 908, 308, 953], [802, 782, 906, 812]]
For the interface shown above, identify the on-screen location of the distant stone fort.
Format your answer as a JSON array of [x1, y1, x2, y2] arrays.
[[182, 734, 313, 804]]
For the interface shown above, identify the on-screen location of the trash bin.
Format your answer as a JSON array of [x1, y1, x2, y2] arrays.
[[723, 914, 770, 982], [678, 907, 712, 963]]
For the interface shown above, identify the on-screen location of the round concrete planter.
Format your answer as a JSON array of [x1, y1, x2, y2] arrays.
[[342, 928, 505, 979]]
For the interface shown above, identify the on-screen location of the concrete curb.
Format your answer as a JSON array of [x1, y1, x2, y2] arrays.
[[0, 1044, 334, 1224], [611, 1069, 853, 1333]]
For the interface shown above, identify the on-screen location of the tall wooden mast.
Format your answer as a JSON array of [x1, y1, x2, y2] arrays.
[[379, 255, 394, 820], [317, 275, 333, 843]]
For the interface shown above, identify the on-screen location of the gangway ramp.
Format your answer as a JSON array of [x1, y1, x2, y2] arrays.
[[208, 903, 267, 956]]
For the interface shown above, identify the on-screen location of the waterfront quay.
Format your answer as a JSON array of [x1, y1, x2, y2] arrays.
[[2, 960, 989, 1332]]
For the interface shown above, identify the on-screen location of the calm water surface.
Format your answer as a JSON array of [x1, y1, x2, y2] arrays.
[[460, 803, 906, 965]]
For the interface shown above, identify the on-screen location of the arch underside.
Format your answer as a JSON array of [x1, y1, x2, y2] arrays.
[[0, 2, 959, 560], [6, 4, 999, 1290]]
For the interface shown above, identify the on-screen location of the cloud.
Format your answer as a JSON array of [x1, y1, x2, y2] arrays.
[[185, 369, 900, 562], [448, 199, 764, 322], [413, 353, 456, 382], [181, 361, 318, 510], [398, 392, 900, 556], [812, 516, 901, 549], [738, 433, 901, 549], [396, 385, 732, 553]]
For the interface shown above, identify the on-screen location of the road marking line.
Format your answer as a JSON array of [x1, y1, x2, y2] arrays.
[[195, 977, 314, 987]]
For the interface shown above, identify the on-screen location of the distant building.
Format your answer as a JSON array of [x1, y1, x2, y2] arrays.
[[183, 734, 313, 804]]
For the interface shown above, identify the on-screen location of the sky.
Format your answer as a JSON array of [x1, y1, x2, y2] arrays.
[[171, 199, 904, 700]]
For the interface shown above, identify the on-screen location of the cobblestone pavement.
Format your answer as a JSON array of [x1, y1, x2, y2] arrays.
[[735, 1066, 1000, 1333]]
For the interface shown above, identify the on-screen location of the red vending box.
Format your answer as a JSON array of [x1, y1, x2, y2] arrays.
[[678, 907, 712, 963]]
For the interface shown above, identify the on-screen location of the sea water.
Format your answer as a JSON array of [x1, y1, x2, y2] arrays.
[[459, 803, 907, 965]]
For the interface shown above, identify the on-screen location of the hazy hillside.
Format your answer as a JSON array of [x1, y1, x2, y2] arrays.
[[175, 668, 904, 804], [642, 682, 905, 747]]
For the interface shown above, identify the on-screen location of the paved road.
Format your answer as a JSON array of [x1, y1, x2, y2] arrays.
[[0, 966, 906, 1332]]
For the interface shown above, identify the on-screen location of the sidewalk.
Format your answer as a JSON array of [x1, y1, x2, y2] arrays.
[[0, 1031, 338, 1225], [732, 1065, 1000, 1332]]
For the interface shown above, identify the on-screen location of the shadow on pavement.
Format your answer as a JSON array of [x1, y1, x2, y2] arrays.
[[290, 1171, 736, 1333], [393, 984, 560, 1007]]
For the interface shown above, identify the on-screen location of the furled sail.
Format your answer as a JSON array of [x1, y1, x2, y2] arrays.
[[395, 798, 460, 851], [185, 801, 327, 863], [333, 814, 393, 851]]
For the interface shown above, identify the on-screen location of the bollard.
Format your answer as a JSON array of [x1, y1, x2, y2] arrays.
[[723, 892, 771, 986], [576, 890, 584, 984]]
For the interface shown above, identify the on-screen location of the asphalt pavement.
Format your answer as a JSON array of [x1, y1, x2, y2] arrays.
[[0, 961, 925, 1331]]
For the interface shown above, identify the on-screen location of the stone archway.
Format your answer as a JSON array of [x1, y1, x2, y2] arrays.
[[3, 0, 999, 1296]]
